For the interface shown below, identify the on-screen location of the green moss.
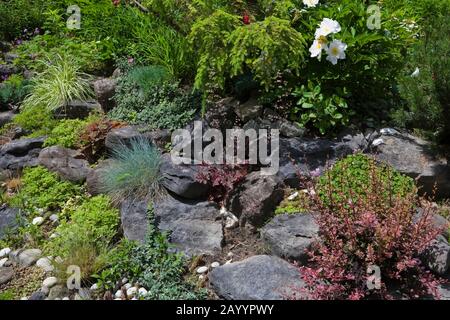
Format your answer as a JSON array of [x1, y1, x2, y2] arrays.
[[317, 153, 416, 206], [275, 191, 311, 215], [8, 166, 82, 212]]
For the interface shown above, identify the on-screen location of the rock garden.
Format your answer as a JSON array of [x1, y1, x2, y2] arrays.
[[0, 0, 449, 300]]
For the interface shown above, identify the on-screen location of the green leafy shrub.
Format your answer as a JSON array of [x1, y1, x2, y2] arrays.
[[22, 54, 93, 112], [94, 205, 206, 299], [110, 68, 198, 130], [291, 81, 350, 134], [0, 75, 30, 110], [393, 1, 450, 143], [44, 195, 118, 281], [97, 138, 162, 203], [45, 195, 119, 258], [8, 166, 82, 212], [0, 0, 46, 41], [44, 113, 101, 148], [317, 154, 416, 207], [11, 104, 57, 137]]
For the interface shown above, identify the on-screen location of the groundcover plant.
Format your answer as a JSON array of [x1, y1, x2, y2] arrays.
[[0, 0, 449, 304]]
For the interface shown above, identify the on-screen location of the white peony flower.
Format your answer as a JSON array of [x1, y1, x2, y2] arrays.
[[303, 0, 319, 8], [325, 39, 347, 65], [309, 36, 327, 58], [315, 18, 341, 38]]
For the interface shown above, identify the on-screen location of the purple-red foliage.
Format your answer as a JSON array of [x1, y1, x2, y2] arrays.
[[196, 163, 248, 206], [295, 165, 444, 300]]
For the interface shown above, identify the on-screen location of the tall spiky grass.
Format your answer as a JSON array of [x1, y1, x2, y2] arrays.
[[98, 138, 162, 203], [22, 54, 93, 111]]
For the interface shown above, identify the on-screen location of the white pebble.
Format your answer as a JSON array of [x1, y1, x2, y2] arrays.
[[20, 297, 28, 300], [196, 266, 208, 274], [227, 252, 234, 258], [0, 258, 8, 267], [37, 208, 45, 215], [90, 283, 99, 291], [287, 192, 299, 201], [62, 297, 70, 300], [114, 290, 123, 299], [42, 276, 58, 288], [126, 287, 137, 298], [114, 298, 122, 301], [49, 214, 59, 222], [124, 283, 132, 290], [49, 233, 58, 239], [199, 275, 205, 280], [32, 217, 44, 225], [211, 262, 220, 268], [0, 247, 11, 258], [372, 138, 384, 147], [121, 277, 128, 284], [36, 257, 54, 272], [138, 287, 147, 296]]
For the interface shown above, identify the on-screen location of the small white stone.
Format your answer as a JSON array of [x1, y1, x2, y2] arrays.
[[62, 297, 70, 300], [227, 252, 234, 258], [36, 257, 54, 272], [287, 192, 299, 201], [54, 297, 61, 300], [126, 287, 137, 298], [49, 233, 58, 239], [121, 277, 128, 284], [0, 257, 8, 267], [372, 138, 384, 147], [49, 214, 59, 222], [32, 217, 44, 225], [138, 287, 147, 296], [37, 208, 45, 215], [124, 283, 132, 290], [90, 283, 99, 291], [0, 247, 11, 258], [20, 297, 28, 300], [114, 298, 122, 300], [43, 276, 58, 288], [114, 290, 123, 299], [199, 275, 205, 280], [211, 262, 220, 268], [131, 297, 138, 300], [196, 266, 208, 274]]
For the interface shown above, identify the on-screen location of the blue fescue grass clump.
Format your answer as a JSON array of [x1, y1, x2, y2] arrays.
[[99, 137, 162, 202]]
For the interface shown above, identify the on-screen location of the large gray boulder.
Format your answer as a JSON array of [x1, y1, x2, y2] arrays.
[[93, 77, 117, 112], [277, 132, 367, 188], [421, 235, 450, 276], [0, 205, 22, 239], [227, 171, 284, 228], [261, 213, 319, 263], [372, 130, 450, 198], [0, 111, 15, 127], [38, 146, 91, 183], [159, 154, 209, 200], [209, 255, 306, 300], [53, 100, 101, 119], [120, 199, 149, 243], [0, 136, 45, 170], [0, 267, 14, 285], [153, 194, 223, 257], [86, 159, 112, 196]]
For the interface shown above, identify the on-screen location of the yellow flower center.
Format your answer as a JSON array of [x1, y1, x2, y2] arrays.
[[331, 47, 339, 56]]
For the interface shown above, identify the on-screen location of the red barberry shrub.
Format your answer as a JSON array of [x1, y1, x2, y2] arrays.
[[196, 163, 248, 206], [77, 117, 124, 163], [295, 158, 444, 300]]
